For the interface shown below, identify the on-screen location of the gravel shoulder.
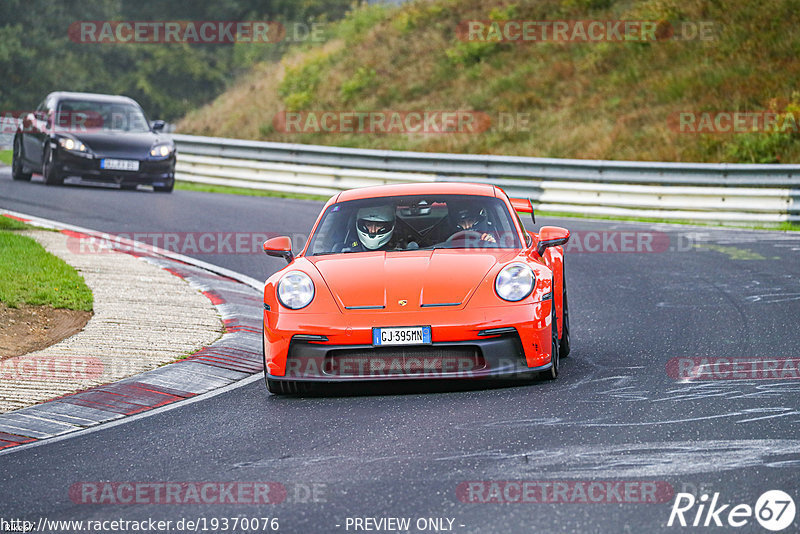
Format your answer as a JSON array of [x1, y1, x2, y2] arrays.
[[0, 230, 223, 413]]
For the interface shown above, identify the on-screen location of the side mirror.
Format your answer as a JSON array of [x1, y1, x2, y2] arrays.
[[151, 120, 165, 131], [263, 236, 293, 264], [536, 226, 570, 256]]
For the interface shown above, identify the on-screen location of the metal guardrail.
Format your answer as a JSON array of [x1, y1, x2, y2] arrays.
[[172, 134, 800, 224]]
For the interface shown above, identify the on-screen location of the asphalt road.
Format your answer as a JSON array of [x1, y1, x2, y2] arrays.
[[1, 172, 799, 533]]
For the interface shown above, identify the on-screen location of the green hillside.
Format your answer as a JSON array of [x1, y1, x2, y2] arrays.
[[179, 0, 800, 163]]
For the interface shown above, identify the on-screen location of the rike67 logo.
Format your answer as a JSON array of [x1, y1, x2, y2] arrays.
[[668, 490, 796, 531]]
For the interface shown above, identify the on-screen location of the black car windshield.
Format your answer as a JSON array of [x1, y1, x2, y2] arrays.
[[308, 194, 522, 255], [55, 100, 151, 133]]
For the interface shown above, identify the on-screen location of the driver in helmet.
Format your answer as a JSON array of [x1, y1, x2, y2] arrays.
[[450, 202, 496, 243], [349, 205, 398, 251]]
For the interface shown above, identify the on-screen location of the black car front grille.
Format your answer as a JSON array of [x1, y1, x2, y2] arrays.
[[322, 346, 486, 377]]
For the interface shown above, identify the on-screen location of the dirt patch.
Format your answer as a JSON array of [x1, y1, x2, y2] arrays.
[[0, 303, 92, 359]]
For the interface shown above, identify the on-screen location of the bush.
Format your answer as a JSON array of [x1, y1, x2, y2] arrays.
[[278, 54, 333, 111], [340, 66, 377, 102]]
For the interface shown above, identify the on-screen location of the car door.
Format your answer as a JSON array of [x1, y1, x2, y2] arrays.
[[20, 99, 42, 165], [22, 97, 52, 169]]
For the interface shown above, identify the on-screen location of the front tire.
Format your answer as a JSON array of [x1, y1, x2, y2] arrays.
[[11, 137, 32, 181], [542, 304, 560, 380], [42, 146, 64, 186]]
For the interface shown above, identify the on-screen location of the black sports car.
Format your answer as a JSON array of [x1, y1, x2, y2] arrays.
[[12, 92, 175, 192]]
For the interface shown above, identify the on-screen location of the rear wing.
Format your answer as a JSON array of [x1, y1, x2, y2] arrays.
[[510, 198, 535, 224]]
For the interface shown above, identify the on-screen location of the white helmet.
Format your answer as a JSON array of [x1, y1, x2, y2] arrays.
[[356, 205, 395, 250]]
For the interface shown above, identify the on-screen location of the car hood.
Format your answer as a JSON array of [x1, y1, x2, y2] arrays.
[[71, 131, 164, 158], [308, 249, 517, 311]]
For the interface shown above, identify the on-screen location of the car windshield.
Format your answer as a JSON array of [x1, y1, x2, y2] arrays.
[[55, 99, 151, 133], [308, 194, 522, 256]]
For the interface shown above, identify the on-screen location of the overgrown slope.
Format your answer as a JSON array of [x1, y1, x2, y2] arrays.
[[179, 0, 800, 163]]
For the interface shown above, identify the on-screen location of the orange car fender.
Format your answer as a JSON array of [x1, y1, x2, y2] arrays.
[[515, 298, 554, 367], [263, 259, 342, 376]]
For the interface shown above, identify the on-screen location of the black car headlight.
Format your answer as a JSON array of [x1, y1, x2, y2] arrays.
[[150, 144, 175, 158], [58, 137, 88, 153]]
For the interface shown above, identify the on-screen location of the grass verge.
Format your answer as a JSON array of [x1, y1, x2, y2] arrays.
[[0, 216, 93, 311], [0, 149, 11, 166], [175, 180, 330, 201], [0, 216, 29, 231]]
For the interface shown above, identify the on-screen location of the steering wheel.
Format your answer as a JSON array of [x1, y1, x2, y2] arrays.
[[446, 230, 483, 243]]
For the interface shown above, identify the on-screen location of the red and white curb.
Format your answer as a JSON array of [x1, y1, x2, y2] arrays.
[[0, 210, 265, 453]]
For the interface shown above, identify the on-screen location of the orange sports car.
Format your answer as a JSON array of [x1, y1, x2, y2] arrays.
[[261, 182, 570, 394]]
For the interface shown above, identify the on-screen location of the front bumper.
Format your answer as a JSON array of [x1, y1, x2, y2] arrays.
[[268, 333, 551, 383], [264, 301, 554, 382], [55, 149, 175, 186]]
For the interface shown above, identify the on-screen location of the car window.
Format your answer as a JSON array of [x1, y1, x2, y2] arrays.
[[44, 98, 56, 128], [32, 99, 47, 121], [55, 100, 151, 133], [308, 194, 521, 255]]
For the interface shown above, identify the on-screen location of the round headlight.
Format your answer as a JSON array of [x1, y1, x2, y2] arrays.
[[277, 271, 315, 310], [59, 137, 86, 152], [150, 144, 173, 157], [495, 262, 535, 302]]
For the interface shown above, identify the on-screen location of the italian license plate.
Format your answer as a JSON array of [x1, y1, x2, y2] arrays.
[[101, 159, 139, 171], [373, 326, 431, 346]]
